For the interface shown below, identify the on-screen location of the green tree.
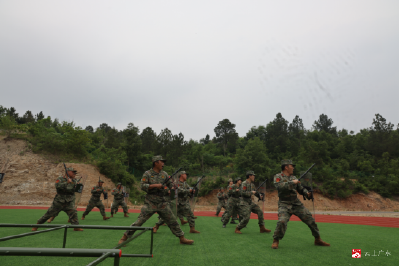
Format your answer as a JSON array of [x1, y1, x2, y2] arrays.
[[123, 123, 142, 168], [265, 113, 289, 157], [200, 134, 211, 145], [21, 110, 35, 124], [313, 114, 337, 135], [35, 111, 45, 121], [234, 137, 270, 178], [366, 114, 397, 158], [85, 125, 94, 133], [214, 119, 238, 156], [6, 107, 19, 122], [0, 115, 18, 138], [140, 127, 157, 154]]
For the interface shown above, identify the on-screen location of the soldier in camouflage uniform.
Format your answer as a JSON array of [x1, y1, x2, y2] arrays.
[[118, 156, 194, 245], [111, 183, 129, 218], [222, 178, 239, 224], [81, 180, 110, 220], [235, 171, 271, 234], [215, 188, 227, 216], [32, 167, 83, 231], [176, 171, 200, 233], [271, 160, 330, 249], [222, 177, 243, 227]]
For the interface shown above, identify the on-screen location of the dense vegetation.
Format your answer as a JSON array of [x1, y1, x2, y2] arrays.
[[0, 105, 398, 201]]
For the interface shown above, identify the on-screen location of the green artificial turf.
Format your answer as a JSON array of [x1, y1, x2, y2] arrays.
[[0, 209, 398, 266]]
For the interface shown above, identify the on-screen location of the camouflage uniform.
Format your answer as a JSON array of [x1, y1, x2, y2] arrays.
[[222, 183, 239, 221], [237, 178, 265, 230], [37, 176, 79, 225], [124, 168, 184, 238], [83, 185, 107, 217], [272, 171, 319, 240], [175, 180, 196, 227], [222, 183, 242, 225], [215, 191, 227, 216], [111, 187, 129, 215]]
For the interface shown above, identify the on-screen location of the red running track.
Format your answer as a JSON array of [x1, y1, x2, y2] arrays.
[[1, 206, 398, 228]]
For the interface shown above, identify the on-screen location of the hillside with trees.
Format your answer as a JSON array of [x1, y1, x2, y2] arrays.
[[0, 105, 398, 203]]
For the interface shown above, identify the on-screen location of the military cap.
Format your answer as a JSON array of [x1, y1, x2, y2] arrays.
[[228, 178, 233, 182], [281, 159, 296, 167], [234, 177, 242, 183], [246, 170, 256, 176], [152, 155, 167, 163], [117, 182, 122, 185], [66, 167, 77, 173], [98, 179, 104, 183], [178, 171, 189, 177], [220, 187, 224, 190]]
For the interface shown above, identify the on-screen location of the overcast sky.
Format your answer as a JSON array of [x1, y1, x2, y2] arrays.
[[1, 0, 398, 140]]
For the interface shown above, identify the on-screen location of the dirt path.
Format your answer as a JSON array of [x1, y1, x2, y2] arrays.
[[1, 205, 398, 228]]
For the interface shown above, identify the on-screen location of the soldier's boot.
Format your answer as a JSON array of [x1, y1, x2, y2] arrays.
[[260, 225, 271, 233], [111, 213, 114, 218], [47, 217, 55, 223], [179, 235, 194, 245], [153, 224, 159, 233], [271, 239, 279, 249], [180, 218, 188, 225], [162, 223, 166, 226], [68, 219, 71, 223], [189, 226, 200, 233], [315, 236, 330, 246], [230, 219, 237, 224], [124, 213, 129, 217], [215, 213, 219, 216], [222, 224, 226, 228], [194, 217, 198, 219], [31, 223, 40, 231], [118, 234, 128, 246], [235, 226, 242, 234], [81, 215, 85, 220], [73, 228, 84, 231], [103, 215, 110, 220]]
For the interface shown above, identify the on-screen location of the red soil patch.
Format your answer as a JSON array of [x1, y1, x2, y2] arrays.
[[1, 205, 398, 228]]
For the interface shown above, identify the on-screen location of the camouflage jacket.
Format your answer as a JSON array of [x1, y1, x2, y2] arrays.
[[90, 185, 106, 200], [217, 192, 227, 202], [111, 188, 124, 200], [226, 185, 232, 197], [273, 172, 308, 205], [240, 180, 261, 204], [141, 168, 172, 204], [228, 184, 241, 198], [55, 176, 77, 203], [177, 180, 191, 205]]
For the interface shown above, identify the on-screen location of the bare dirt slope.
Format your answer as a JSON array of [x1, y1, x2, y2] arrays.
[[194, 189, 399, 216], [0, 137, 398, 215], [0, 137, 118, 208]]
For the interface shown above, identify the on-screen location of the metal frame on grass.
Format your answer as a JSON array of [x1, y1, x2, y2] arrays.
[[0, 224, 154, 266]]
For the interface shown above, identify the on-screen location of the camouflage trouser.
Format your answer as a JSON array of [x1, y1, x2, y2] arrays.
[[83, 198, 106, 217], [37, 200, 79, 225], [216, 200, 226, 215], [124, 199, 184, 238], [237, 199, 264, 230], [157, 201, 183, 225], [52, 198, 76, 218], [222, 197, 240, 221], [111, 199, 128, 214], [222, 198, 241, 225], [273, 203, 320, 240], [177, 203, 195, 227]]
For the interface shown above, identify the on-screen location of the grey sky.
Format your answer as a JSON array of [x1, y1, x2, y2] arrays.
[[1, 0, 398, 140]]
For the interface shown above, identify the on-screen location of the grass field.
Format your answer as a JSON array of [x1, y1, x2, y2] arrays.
[[0, 209, 398, 266]]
